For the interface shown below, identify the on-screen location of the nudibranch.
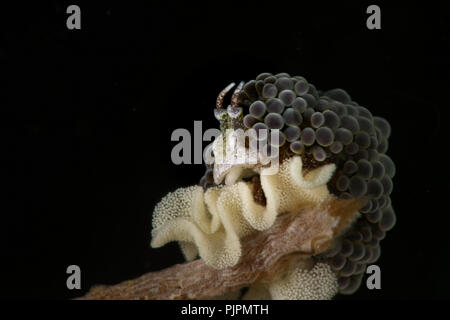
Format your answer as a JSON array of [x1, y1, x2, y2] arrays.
[[151, 72, 396, 299]]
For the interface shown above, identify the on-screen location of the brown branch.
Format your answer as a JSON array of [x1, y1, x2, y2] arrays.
[[77, 197, 363, 300]]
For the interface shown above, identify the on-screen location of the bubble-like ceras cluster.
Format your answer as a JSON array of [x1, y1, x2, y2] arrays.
[[200, 72, 396, 296]]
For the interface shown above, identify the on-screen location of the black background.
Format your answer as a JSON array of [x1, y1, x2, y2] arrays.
[[1, 1, 449, 300]]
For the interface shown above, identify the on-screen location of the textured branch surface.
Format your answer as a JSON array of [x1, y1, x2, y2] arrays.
[[79, 197, 362, 300]]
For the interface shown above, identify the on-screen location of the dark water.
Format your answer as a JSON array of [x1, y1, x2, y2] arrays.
[[1, 1, 449, 300]]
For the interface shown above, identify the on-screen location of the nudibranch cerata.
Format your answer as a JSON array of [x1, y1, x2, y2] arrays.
[[151, 72, 396, 299]]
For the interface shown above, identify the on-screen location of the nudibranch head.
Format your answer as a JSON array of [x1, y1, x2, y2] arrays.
[[154, 72, 396, 299]]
